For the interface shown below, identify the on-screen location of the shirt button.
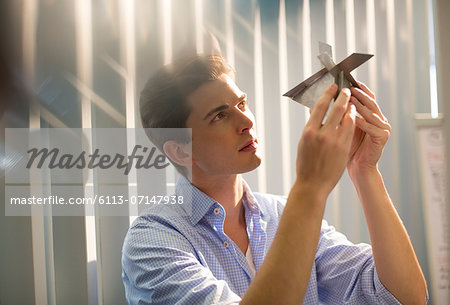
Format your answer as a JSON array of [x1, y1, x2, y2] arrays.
[[214, 208, 220, 215], [224, 241, 229, 247]]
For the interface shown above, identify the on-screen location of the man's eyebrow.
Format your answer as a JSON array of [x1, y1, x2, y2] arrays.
[[203, 104, 229, 120], [240, 93, 247, 101], [202, 94, 247, 120]]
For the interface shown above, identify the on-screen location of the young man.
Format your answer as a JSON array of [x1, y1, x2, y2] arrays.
[[122, 55, 427, 304]]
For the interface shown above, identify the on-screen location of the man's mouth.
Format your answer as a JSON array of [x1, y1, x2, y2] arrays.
[[239, 139, 258, 152]]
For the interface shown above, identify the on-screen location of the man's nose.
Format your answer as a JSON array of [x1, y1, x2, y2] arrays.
[[237, 109, 255, 134]]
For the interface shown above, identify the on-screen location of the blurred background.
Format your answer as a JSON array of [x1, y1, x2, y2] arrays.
[[1, 0, 449, 304]]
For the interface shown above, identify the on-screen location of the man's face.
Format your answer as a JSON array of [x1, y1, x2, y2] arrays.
[[185, 73, 261, 177]]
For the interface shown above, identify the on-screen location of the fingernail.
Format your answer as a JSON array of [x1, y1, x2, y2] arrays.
[[330, 83, 338, 90], [342, 88, 350, 96]]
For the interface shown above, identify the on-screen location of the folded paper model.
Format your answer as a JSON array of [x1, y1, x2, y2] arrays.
[[283, 42, 373, 108]]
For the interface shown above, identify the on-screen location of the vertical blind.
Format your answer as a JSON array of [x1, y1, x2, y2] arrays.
[[4, 0, 437, 304]]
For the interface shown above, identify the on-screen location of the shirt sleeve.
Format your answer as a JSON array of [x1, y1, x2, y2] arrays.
[[314, 220, 402, 305], [121, 221, 242, 305]]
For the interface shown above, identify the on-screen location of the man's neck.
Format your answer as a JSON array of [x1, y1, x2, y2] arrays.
[[190, 172, 249, 253], [191, 173, 245, 226]]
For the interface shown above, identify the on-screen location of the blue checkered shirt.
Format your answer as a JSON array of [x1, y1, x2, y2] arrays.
[[122, 175, 401, 304]]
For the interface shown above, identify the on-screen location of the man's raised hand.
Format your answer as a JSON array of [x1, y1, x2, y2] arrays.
[[295, 83, 356, 198]]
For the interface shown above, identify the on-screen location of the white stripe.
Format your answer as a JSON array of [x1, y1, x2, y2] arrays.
[[162, 0, 172, 64], [387, 0, 400, 206], [166, 167, 176, 195], [225, 0, 235, 67], [195, 0, 204, 54], [254, 6, 267, 193], [23, 1, 56, 304], [326, 0, 340, 230], [30, 216, 48, 305], [427, 0, 439, 118], [302, 0, 311, 121], [278, 0, 291, 194], [345, 0, 356, 81], [161, 0, 174, 194], [74, 0, 92, 131], [345, 0, 356, 53], [23, 0, 37, 89], [325, 0, 335, 51], [122, 0, 136, 129], [75, 1, 100, 304], [345, 0, 360, 241], [346, 0, 356, 89], [120, 0, 139, 222], [405, 0, 416, 112], [366, 0, 377, 93]]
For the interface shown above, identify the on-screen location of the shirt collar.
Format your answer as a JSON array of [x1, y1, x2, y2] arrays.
[[175, 175, 263, 226], [241, 179, 263, 217]]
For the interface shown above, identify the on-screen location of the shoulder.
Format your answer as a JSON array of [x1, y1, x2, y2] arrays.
[[123, 207, 195, 255]]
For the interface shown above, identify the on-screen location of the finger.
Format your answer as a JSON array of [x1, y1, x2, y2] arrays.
[[350, 97, 391, 130], [355, 116, 390, 140], [350, 87, 386, 121], [340, 104, 357, 143], [356, 81, 375, 99], [323, 87, 351, 129], [307, 83, 338, 128]]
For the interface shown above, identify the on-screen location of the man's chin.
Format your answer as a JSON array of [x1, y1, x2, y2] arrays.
[[238, 156, 262, 174]]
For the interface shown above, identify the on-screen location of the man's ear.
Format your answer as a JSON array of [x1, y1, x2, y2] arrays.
[[163, 141, 192, 167]]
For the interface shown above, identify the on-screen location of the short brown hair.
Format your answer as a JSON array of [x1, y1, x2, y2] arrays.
[[140, 54, 233, 175]]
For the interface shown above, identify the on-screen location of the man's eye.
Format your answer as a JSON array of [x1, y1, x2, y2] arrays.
[[237, 100, 247, 110], [212, 112, 226, 122]]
